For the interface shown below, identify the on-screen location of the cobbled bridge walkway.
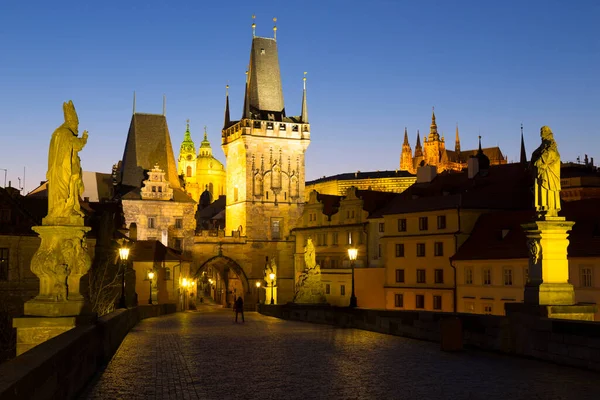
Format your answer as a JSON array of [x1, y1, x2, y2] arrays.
[[81, 306, 600, 400]]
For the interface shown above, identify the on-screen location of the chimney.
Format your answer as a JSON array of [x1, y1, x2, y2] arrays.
[[468, 157, 480, 179], [416, 165, 437, 183]]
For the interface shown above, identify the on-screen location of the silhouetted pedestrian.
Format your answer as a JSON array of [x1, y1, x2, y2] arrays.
[[235, 296, 245, 323]]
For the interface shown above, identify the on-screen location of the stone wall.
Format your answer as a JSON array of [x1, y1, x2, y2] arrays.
[[259, 304, 600, 372], [0, 304, 176, 400]]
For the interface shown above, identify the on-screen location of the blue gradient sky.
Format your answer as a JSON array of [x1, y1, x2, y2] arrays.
[[1, 0, 598, 193]]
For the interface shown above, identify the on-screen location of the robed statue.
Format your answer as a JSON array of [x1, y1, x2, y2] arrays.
[[530, 126, 561, 218], [44, 101, 88, 226], [304, 237, 316, 270], [294, 238, 326, 304]]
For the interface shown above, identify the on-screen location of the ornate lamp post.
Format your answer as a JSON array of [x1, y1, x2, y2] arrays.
[[118, 246, 130, 309], [148, 271, 155, 305], [269, 272, 276, 305], [348, 247, 358, 308], [255, 281, 261, 304]]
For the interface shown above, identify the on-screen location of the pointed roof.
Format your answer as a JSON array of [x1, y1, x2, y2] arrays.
[[243, 36, 285, 119], [416, 130, 422, 148], [455, 123, 461, 153], [199, 126, 212, 151], [429, 107, 439, 139], [301, 73, 308, 123], [403, 127, 409, 146], [223, 85, 231, 129], [179, 120, 195, 155], [121, 113, 180, 189], [520, 124, 527, 164]]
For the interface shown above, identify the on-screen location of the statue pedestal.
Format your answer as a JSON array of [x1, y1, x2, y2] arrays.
[[512, 217, 597, 321], [294, 268, 327, 304], [13, 224, 95, 355]]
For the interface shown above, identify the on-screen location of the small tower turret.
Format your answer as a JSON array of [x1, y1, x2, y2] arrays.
[[178, 119, 197, 181], [400, 127, 414, 172]]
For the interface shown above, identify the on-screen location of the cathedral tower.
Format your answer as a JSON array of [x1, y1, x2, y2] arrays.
[[400, 127, 413, 172], [178, 120, 197, 190], [222, 24, 310, 239]]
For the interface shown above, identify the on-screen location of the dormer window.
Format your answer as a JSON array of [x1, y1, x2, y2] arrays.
[[261, 48, 265, 55]]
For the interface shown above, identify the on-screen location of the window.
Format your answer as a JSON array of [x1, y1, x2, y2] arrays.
[[164, 268, 171, 280], [395, 269, 405, 283], [186, 166, 192, 177], [503, 268, 513, 286], [395, 244, 404, 257], [332, 232, 338, 245], [417, 269, 426, 283], [465, 267, 473, 285], [340, 285, 346, 296], [175, 218, 183, 229], [378, 222, 385, 233], [416, 243, 425, 257], [434, 242, 444, 256], [398, 218, 407, 232], [152, 186, 156, 192], [434, 269, 444, 284], [325, 284, 331, 294], [464, 301, 475, 313], [158, 186, 162, 193], [433, 295, 442, 310], [483, 304, 493, 315], [317, 233, 327, 246], [174, 238, 182, 250], [347, 231, 352, 245], [416, 294, 425, 309], [483, 268, 492, 285], [437, 215, 446, 229], [581, 267, 593, 287], [0, 248, 8, 281], [148, 217, 156, 229], [330, 259, 338, 268], [394, 293, 404, 308], [266, 191, 269, 200], [271, 220, 281, 240], [378, 244, 382, 258], [419, 217, 428, 231]]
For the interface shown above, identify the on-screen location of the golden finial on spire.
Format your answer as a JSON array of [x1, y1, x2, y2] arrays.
[[303, 71, 307, 90], [186, 118, 190, 127], [226, 84, 229, 96], [252, 14, 256, 37], [273, 17, 277, 40], [204, 125, 208, 140]]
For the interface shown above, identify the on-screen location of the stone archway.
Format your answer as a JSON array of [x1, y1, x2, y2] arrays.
[[194, 255, 249, 307]]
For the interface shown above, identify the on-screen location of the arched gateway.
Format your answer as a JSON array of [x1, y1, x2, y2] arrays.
[[193, 255, 249, 307]]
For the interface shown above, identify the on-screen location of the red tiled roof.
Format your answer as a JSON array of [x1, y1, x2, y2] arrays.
[[452, 199, 600, 261]]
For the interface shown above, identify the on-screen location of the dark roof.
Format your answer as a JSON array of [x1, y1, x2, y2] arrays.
[[316, 193, 342, 217], [121, 186, 195, 203], [356, 190, 398, 218], [458, 147, 505, 162], [245, 37, 285, 118], [197, 195, 226, 219], [307, 170, 415, 185], [452, 199, 600, 261], [131, 240, 191, 262], [561, 163, 600, 179], [120, 113, 180, 189], [375, 163, 532, 217]]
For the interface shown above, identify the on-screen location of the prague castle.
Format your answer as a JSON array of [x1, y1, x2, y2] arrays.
[[400, 109, 507, 174]]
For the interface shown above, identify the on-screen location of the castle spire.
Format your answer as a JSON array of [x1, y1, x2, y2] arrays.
[[455, 123, 461, 153], [132, 91, 136, 115], [416, 130, 422, 148], [224, 84, 231, 128], [301, 72, 308, 123], [179, 119, 195, 157], [429, 106, 439, 138], [403, 127, 409, 145], [520, 123, 527, 164]]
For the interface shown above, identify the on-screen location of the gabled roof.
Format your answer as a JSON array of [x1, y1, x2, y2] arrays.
[[375, 163, 532, 217], [131, 240, 191, 262], [307, 170, 415, 185], [452, 199, 600, 261], [121, 186, 195, 203], [316, 193, 342, 218], [121, 113, 180, 189]]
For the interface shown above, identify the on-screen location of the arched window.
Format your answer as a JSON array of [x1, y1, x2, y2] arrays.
[[186, 166, 192, 177]]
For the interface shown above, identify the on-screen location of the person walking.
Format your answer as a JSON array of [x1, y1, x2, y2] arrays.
[[235, 296, 245, 323]]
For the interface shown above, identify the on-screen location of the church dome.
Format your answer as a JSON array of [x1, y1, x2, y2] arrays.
[[197, 155, 225, 171]]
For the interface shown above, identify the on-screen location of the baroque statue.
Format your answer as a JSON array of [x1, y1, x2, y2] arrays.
[[294, 238, 327, 304], [530, 126, 561, 219], [44, 100, 88, 226]]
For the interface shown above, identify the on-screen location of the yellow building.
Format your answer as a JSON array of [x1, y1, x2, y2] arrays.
[[452, 200, 600, 320], [177, 121, 226, 203], [379, 160, 532, 312], [292, 187, 396, 307], [400, 110, 507, 174], [305, 170, 415, 200]]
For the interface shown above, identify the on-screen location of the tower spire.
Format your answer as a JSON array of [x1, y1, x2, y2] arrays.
[[224, 84, 231, 128], [204, 125, 208, 141], [163, 94, 166, 116], [455, 123, 461, 153], [301, 72, 308, 123], [273, 17, 277, 40], [132, 91, 136, 115], [243, 70, 250, 119], [252, 14, 256, 37], [429, 106, 439, 138], [520, 123, 527, 164], [403, 127, 409, 145]]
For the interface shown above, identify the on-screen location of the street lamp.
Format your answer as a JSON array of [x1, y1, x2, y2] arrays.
[[148, 271, 155, 305], [118, 246, 130, 309], [269, 272, 276, 305], [348, 247, 358, 308], [255, 281, 261, 304]]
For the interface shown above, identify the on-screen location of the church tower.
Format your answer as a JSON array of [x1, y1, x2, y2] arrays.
[[178, 120, 198, 196], [400, 127, 413, 172], [414, 130, 423, 168], [424, 108, 442, 167], [222, 21, 310, 239]]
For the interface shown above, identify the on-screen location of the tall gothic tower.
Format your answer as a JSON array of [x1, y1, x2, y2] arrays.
[[222, 24, 310, 240], [400, 127, 413, 172]]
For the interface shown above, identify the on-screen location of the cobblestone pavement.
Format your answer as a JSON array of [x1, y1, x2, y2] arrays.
[[81, 306, 600, 400]]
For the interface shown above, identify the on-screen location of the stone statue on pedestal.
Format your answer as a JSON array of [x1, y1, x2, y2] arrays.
[[530, 126, 561, 219], [293, 238, 327, 304]]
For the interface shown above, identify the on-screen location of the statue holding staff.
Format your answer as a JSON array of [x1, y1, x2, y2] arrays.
[[530, 126, 561, 218]]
